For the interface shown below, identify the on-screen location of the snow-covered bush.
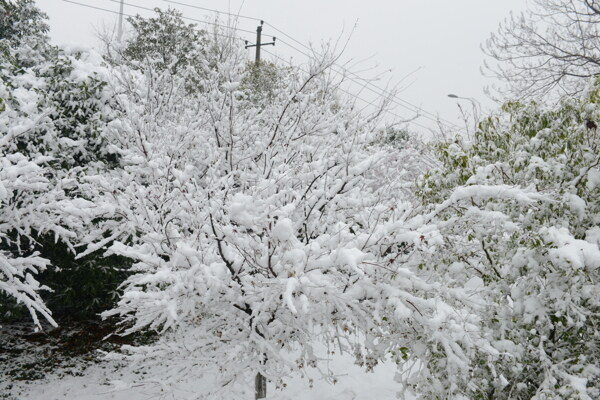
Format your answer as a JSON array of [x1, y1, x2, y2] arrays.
[[1, 0, 62, 326], [416, 83, 600, 399], [1, 0, 123, 325], [80, 22, 492, 397], [0, 151, 59, 327]]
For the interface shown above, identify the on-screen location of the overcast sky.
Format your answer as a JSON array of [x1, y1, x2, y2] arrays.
[[38, 0, 529, 133]]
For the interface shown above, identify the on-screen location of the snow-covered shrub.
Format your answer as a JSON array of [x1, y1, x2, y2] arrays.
[[416, 83, 600, 399], [0, 0, 123, 325]]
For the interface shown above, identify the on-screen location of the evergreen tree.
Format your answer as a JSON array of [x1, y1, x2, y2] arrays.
[[1, 0, 125, 326], [121, 8, 207, 74]]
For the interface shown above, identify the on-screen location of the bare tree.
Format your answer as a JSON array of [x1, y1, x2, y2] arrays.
[[484, 0, 600, 100]]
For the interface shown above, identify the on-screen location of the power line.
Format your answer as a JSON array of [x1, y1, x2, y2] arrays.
[[281, 40, 457, 129], [162, 0, 262, 22], [68, 0, 458, 130], [98, 0, 257, 35], [260, 47, 436, 132], [63, 0, 455, 132], [263, 23, 460, 130], [63, 0, 123, 16], [273, 36, 451, 129], [63, 0, 250, 42]]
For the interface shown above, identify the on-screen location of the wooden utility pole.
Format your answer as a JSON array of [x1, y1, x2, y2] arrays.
[[245, 24, 275, 399], [245, 21, 276, 65]]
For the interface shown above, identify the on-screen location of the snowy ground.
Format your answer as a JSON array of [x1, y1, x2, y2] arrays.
[[1, 323, 402, 400], [7, 357, 400, 400]]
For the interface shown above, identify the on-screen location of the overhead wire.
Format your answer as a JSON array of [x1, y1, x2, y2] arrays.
[[267, 36, 451, 130], [261, 22, 460, 129], [162, 0, 262, 22], [63, 0, 124, 16], [101, 0, 455, 129], [99, 0, 461, 130], [151, 2, 445, 128], [136, 0, 450, 127], [259, 47, 435, 132], [63, 0, 457, 131], [98, 0, 257, 35], [270, 36, 460, 130], [62, 0, 250, 42]]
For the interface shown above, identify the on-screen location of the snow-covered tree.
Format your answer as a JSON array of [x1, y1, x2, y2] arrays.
[[82, 25, 492, 398], [1, 0, 62, 326], [416, 81, 600, 399], [0, 0, 50, 64], [485, 0, 600, 100], [1, 0, 120, 326], [101, 7, 212, 96], [0, 152, 59, 327], [121, 7, 207, 75]]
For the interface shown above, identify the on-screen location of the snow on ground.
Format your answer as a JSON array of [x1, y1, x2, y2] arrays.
[[6, 354, 400, 400], [2, 323, 402, 400]]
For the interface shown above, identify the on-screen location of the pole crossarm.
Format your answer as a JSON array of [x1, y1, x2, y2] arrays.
[[245, 21, 276, 65], [245, 39, 276, 49]]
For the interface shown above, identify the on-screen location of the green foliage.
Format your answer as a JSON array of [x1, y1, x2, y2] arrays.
[[0, 0, 49, 50], [0, 234, 131, 321], [122, 8, 207, 75], [240, 60, 285, 104], [1, 3, 117, 170], [40, 54, 119, 170], [1, 0, 124, 324], [35, 236, 132, 320], [416, 139, 473, 204], [417, 83, 600, 399], [376, 125, 411, 147], [420, 92, 599, 200]]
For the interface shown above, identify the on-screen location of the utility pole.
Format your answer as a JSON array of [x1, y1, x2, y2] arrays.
[[117, 0, 124, 42], [245, 21, 276, 66]]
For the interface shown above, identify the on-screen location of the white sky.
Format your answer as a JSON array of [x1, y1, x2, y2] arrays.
[[38, 0, 528, 133]]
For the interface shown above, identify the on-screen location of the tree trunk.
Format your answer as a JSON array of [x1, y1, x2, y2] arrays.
[[255, 372, 267, 399]]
